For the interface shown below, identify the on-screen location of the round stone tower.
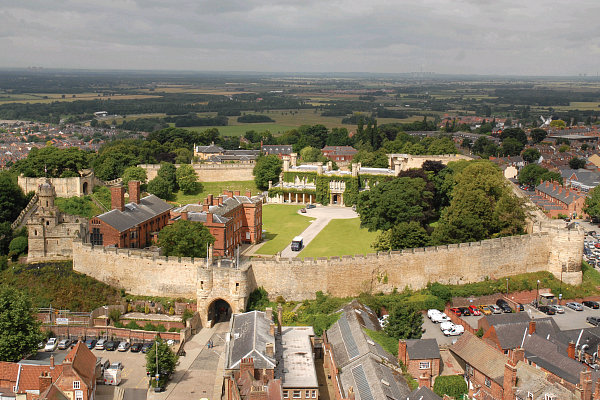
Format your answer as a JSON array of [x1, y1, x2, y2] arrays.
[[38, 180, 56, 209]]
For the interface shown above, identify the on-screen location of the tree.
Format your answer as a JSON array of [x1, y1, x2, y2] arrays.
[[175, 164, 201, 195], [145, 338, 178, 387], [518, 164, 561, 186], [500, 137, 524, 156], [585, 186, 600, 218], [0, 172, 27, 224], [372, 221, 429, 251], [500, 128, 527, 146], [147, 176, 173, 200], [384, 303, 423, 339], [521, 148, 541, 164], [558, 144, 570, 153], [299, 146, 322, 162], [550, 119, 566, 129], [530, 128, 547, 144], [433, 375, 468, 399], [157, 220, 215, 258], [569, 157, 587, 169], [357, 177, 433, 232], [0, 286, 44, 362], [461, 138, 472, 149], [253, 155, 283, 190], [8, 237, 27, 260], [157, 162, 178, 192], [121, 166, 147, 186]]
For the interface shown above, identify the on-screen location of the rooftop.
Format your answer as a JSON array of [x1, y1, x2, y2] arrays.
[[96, 194, 172, 232], [277, 326, 318, 388]]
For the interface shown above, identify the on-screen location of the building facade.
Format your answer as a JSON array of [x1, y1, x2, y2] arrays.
[[89, 181, 172, 248], [533, 181, 587, 218], [27, 180, 89, 262], [321, 146, 358, 162]]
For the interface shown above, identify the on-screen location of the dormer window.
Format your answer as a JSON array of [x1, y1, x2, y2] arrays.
[[73, 381, 80, 389]]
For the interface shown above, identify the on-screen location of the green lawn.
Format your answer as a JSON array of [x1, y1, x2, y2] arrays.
[[299, 218, 379, 258], [171, 181, 259, 205], [255, 205, 315, 255]]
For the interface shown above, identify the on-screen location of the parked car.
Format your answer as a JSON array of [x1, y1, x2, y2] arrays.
[[489, 305, 502, 314], [449, 307, 462, 316], [141, 342, 154, 354], [44, 338, 58, 352], [496, 299, 512, 313], [587, 316, 600, 326], [458, 307, 470, 316], [538, 305, 555, 315], [299, 208, 306, 213], [85, 339, 97, 349], [167, 339, 175, 347], [443, 324, 465, 336], [306, 204, 316, 209], [130, 343, 143, 353], [583, 301, 600, 309], [517, 303, 525, 311], [117, 341, 130, 352], [95, 339, 106, 350], [566, 302, 584, 311], [430, 312, 451, 323], [439, 321, 455, 332], [427, 309, 442, 319], [105, 341, 119, 351], [549, 305, 565, 314], [58, 339, 72, 350], [478, 305, 493, 315], [468, 305, 481, 316]]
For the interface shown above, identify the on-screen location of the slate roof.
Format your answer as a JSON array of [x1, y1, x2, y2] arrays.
[[262, 145, 292, 155], [450, 331, 507, 385], [226, 310, 276, 370], [514, 360, 579, 400], [559, 327, 600, 357], [405, 339, 440, 360], [535, 181, 583, 205], [560, 168, 600, 189], [96, 194, 172, 232], [195, 144, 224, 153], [322, 146, 358, 156], [492, 317, 562, 350], [483, 312, 531, 327], [408, 386, 443, 400], [338, 356, 410, 400]]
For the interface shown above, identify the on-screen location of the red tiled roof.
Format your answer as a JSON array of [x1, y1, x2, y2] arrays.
[[17, 365, 63, 393], [65, 341, 96, 386], [0, 362, 19, 385]]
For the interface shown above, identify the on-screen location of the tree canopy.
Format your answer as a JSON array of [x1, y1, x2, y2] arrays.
[[0, 172, 28, 224], [521, 148, 541, 164], [569, 157, 586, 170], [0, 286, 44, 362], [157, 220, 215, 258], [384, 303, 423, 339], [585, 186, 600, 218], [253, 155, 282, 191], [13, 146, 90, 178], [517, 164, 561, 186], [145, 338, 178, 387], [175, 164, 201, 194], [157, 162, 178, 192], [530, 128, 547, 144], [121, 166, 148, 186], [147, 176, 173, 200]]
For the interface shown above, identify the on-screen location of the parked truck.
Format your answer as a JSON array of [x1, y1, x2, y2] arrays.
[[103, 368, 122, 386]]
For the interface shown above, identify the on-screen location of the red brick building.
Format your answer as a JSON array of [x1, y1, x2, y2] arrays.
[[398, 339, 441, 389], [321, 146, 358, 162], [533, 180, 587, 219], [170, 190, 262, 257], [89, 181, 172, 248]]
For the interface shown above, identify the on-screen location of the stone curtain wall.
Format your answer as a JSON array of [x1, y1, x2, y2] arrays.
[[139, 163, 254, 182], [18, 175, 100, 197]]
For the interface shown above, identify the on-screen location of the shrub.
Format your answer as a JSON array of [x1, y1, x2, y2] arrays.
[[114, 321, 124, 328], [182, 308, 194, 324], [126, 320, 141, 330], [433, 375, 468, 399], [476, 327, 484, 338], [428, 282, 452, 304], [168, 327, 180, 332], [143, 323, 158, 331], [108, 308, 121, 324], [247, 287, 270, 311], [156, 324, 167, 332]]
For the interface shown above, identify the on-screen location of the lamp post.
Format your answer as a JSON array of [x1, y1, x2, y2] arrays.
[[506, 278, 509, 296], [536, 279, 540, 309]]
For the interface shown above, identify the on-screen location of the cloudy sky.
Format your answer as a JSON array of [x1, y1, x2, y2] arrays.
[[2, 0, 600, 76]]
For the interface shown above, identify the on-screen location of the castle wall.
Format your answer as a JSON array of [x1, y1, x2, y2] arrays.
[[28, 219, 87, 262], [138, 163, 254, 182], [18, 175, 100, 198]]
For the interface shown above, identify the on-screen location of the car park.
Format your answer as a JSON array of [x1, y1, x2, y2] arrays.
[[95, 339, 106, 350], [117, 341, 130, 352], [478, 305, 492, 315], [443, 324, 465, 336], [587, 316, 600, 326], [130, 343, 143, 353], [430, 312, 450, 323], [57, 339, 72, 350], [439, 321, 455, 331], [583, 301, 600, 309], [44, 338, 58, 352], [489, 305, 502, 314], [108, 362, 123, 371], [468, 305, 481, 315], [538, 305, 555, 315], [458, 307, 470, 316], [105, 341, 119, 351], [566, 302, 584, 311], [141, 342, 154, 353], [427, 309, 442, 319]]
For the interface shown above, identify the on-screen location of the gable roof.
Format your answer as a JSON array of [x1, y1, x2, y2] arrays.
[[65, 341, 97, 385], [405, 339, 441, 360], [226, 310, 276, 370], [483, 312, 531, 327], [450, 331, 507, 385], [96, 194, 172, 232], [195, 144, 224, 154], [492, 317, 562, 350], [408, 386, 443, 400], [338, 356, 410, 400]]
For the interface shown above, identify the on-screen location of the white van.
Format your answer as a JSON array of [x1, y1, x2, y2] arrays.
[[103, 368, 122, 386], [291, 236, 303, 251]]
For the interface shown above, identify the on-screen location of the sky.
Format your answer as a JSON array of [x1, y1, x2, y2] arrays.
[[2, 0, 600, 76]]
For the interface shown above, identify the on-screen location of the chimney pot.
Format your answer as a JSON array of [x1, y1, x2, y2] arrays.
[[528, 320, 536, 335], [265, 307, 273, 321], [50, 354, 55, 369], [128, 180, 141, 204], [110, 186, 125, 211], [246, 190, 252, 198], [568, 341, 576, 359], [277, 304, 283, 335], [266, 342, 274, 357], [181, 211, 188, 221], [234, 190, 240, 196]]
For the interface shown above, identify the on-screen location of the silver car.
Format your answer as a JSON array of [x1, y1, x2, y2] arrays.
[[566, 302, 583, 311]]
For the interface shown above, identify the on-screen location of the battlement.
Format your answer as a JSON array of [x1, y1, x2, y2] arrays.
[[138, 163, 254, 182]]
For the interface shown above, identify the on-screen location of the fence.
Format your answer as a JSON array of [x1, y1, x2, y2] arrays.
[[444, 307, 478, 336], [43, 325, 180, 343]]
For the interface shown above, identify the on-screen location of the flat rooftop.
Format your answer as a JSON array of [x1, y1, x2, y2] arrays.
[[277, 326, 318, 389]]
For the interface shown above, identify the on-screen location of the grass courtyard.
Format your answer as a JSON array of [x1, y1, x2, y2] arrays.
[[299, 218, 379, 258], [171, 180, 259, 205], [255, 205, 315, 255]]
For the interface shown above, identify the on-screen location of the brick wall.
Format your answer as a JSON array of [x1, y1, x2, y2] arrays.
[[42, 325, 180, 342], [139, 163, 255, 182]]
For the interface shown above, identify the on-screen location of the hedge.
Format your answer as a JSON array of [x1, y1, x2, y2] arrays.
[[433, 375, 468, 399]]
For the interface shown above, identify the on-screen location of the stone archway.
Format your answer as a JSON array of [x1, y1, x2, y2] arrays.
[[82, 182, 89, 195], [207, 298, 232, 324]]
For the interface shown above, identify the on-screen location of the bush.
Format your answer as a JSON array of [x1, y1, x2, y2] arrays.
[[237, 114, 275, 123], [126, 320, 141, 330], [8, 236, 28, 259], [182, 308, 194, 324], [114, 321, 124, 328], [156, 324, 167, 332], [143, 323, 158, 331], [476, 327, 484, 338], [247, 287, 271, 311], [108, 308, 121, 324], [428, 282, 452, 304], [168, 327, 180, 332], [433, 375, 468, 399]]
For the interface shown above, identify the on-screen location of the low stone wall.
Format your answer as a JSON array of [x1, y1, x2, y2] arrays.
[[139, 163, 254, 182]]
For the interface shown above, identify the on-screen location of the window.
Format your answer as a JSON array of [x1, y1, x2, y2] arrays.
[[90, 228, 103, 245], [73, 381, 81, 389], [283, 391, 289, 399], [484, 377, 491, 388], [293, 391, 301, 399], [419, 361, 430, 369], [311, 390, 317, 399], [75, 390, 83, 400], [306, 391, 310, 398]]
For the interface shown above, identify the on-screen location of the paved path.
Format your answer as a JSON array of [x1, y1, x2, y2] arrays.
[[147, 322, 228, 400], [279, 206, 358, 258]]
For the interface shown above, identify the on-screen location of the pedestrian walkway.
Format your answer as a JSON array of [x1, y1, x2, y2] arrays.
[[147, 322, 228, 400]]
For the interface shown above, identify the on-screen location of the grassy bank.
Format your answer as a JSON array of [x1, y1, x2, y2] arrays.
[[299, 218, 379, 258], [255, 205, 314, 255]]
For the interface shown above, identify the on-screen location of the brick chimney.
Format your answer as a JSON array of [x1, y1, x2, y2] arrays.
[[207, 194, 213, 206], [528, 320, 536, 335], [240, 357, 254, 379], [512, 347, 525, 364], [249, 386, 268, 400], [568, 341, 576, 359], [180, 211, 188, 221], [111, 186, 125, 211], [269, 323, 275, 336], [398, 340, 408, 365], [502, 361, 517, 400], [206, 213, 213, 224], [128, 180, 141, 204], [277, 304, 283, 335], [265, 307, 273, 321], [266, 342, 274, 358], [580, 370, 593, 400], [234, 190, 240, 196], [246, 190, 252, 198], [418, 374, 430, 389], [594, 378, 600, 400], [218, 197, 223, 206], [546, 181, 550, 187], [38, 372, 52, 394], [226, 190, 234, 198], [50, 355, 55, 370]]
